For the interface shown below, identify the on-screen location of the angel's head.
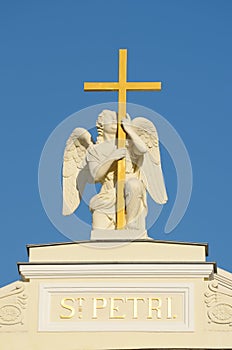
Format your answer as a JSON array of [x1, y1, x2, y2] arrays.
[[96, 110, 117, 143]]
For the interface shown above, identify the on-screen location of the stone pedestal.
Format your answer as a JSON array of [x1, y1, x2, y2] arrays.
[[0, 239, 232, 349]]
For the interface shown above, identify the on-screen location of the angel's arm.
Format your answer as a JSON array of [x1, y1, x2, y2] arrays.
[[87, 146, 126, 182], [122, 119, 147, 155]]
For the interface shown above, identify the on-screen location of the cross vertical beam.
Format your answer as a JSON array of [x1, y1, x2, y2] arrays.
[[117, 49, 127, 228]]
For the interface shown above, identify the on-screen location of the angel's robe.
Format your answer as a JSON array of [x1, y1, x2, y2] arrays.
[[86, 140, 147, 230]]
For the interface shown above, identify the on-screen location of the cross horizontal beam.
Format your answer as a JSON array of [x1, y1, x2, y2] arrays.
[[84, 81, 162, 91]]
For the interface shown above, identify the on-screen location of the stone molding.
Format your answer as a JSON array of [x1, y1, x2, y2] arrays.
[[0, 282, 28, 331], [205, 268, 232, 327], [18, 263, 215, 280]]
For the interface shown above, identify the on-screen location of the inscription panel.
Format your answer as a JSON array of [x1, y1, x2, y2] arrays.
[[38, 283, 194, 332]]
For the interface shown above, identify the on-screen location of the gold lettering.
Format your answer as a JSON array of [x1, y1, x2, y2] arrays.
[[59, 295, 176, 321], [60, 298, 75, 319], [147, 298, 162, 319], [77, 297, 85, 319], [109, 298, 125, 319], [167, 297, 172, 319], [126, 297, 145, 319], [92, 298, 107, 319], [76, 297, 85, 309]]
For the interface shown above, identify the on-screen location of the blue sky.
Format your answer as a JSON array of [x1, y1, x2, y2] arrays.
[[0, 0, 232, 287]]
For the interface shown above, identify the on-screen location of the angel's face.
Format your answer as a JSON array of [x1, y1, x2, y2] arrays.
[[103, 111, 117, 136]]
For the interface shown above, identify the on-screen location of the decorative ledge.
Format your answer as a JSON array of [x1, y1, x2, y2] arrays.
[[18, 262, 215, 280]]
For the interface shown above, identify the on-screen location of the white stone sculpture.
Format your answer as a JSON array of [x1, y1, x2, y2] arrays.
[[62, 110, 168, 231]]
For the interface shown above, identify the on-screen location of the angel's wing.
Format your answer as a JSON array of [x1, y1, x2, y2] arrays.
[[132, 117, 168, 204], [62, 128, 93, 215]]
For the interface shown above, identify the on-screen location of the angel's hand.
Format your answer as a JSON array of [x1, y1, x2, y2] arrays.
[[92, 148, 126, 181], [110, 147, 126, 161], [121, 118, 133, 134]]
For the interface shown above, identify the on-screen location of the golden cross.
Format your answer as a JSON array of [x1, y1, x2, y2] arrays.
[[84, 49, 161, 229]]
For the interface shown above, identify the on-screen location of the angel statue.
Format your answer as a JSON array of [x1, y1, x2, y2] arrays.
[[62, 109, 168, 232]]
